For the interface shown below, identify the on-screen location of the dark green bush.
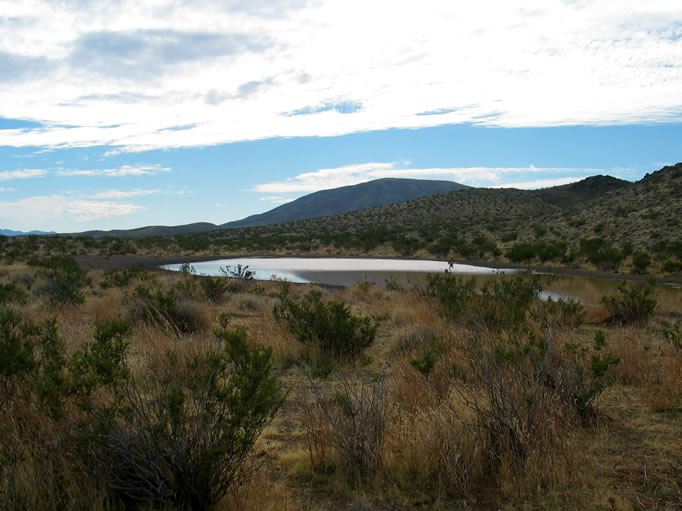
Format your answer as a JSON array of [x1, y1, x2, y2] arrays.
[[506, 243, 537, 262], [579, 238, 623, 271], [273, 290, 377, 360], [631, 250, 651, 273], [601, 280, 657, 326], [31, 255, 91, 305], [198, 275, 229, 303], [0, 281, 28, 305]]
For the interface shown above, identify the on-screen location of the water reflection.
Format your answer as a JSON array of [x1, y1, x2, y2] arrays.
[[163, 257, 681, 315]]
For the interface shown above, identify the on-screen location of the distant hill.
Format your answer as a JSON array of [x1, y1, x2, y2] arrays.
[[533, 175, 631, 208], [79, 222, 219, 239], [0, 229, 56, 236], [76, 178, 470, 237], [221, 178, 471, 229]]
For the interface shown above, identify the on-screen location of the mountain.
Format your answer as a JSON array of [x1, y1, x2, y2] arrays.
[[222, 178, 471, 229], [533, 175, 631, 208], [0, 229, 56, 236]]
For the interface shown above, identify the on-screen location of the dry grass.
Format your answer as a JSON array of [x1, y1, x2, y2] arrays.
[[2, 266, 682, 510]]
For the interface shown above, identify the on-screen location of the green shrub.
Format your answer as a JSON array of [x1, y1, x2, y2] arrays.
[[2, 312, 285, 510], [69, 315, 285, 509], [198, 275, 229, 303], [425, 273, 477, 320], [0, 281, 28, 305], [601, 280, 657, 326], [100, 264, 148, 289], [506, 243, 537, 262], [631, 250, 651, 273], [273, 290, 377, 360], [562, 330, 621, 421], [31, 255, 91, 305]]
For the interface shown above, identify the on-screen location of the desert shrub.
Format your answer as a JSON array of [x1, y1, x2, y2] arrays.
[[65, 315, 285, 509], [220, 264, 255, 280], [601, 280, 657, 326], [506, 242, 537, 262], [579, 238, 623, 271], [473, 274, 542, 334], [662, 259, 682, 273], [4, 314, 285, 510], [631, 250, 651, 273], [31, 255, 91, 305], [128, 285, 206, 334], [304, 373, 388, 484], [425, 273, 477, 320], [273, 290, 377, 360], [100, 264, 148, 289], [0, 281, 28, 305], [663, 321, 681, 352], [0, 306, 38, 390], [198, 275, 229, 303], [560, 330, 621, 421]]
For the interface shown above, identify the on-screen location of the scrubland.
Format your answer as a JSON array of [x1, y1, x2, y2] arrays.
[[0, 257, 680, 510]]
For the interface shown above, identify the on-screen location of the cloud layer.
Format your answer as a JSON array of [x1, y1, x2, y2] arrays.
[[0, 0, 680, 150]]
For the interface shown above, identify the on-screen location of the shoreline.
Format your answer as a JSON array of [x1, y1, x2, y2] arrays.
[[74, 253, 682, 287]]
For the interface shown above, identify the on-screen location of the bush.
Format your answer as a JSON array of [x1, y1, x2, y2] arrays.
[[273, 290, 377, 360], [631, 250, 651, 273], [128, 285, 206, 334], [72, 316, 285, 509], [5, 313, 285, 510], [425, 273, 477, 320], [198, 275, 229, 303], [100, 264, 148, 289], [506, 242, 537, 262], [0, 281, 28, 305], [601, 280, 657, 326], [561, 330, 621, 421], [31, 255, 91, 305]]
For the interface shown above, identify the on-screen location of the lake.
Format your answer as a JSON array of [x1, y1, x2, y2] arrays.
[[163, 257, 681, 314]]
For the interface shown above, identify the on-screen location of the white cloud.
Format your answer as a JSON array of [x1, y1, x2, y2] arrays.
[[259, 196, 296, 204], [65, 200, 143, 221], [0, 194, 144, 227], [0, 169, 47, 180], [0, 1, 680, 150], [90, 188, 160, 199], [56, 164, 170, 176], [252, 163, 604, 193]]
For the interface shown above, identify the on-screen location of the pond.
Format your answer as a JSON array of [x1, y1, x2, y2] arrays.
[[163, 257, 681, 314]]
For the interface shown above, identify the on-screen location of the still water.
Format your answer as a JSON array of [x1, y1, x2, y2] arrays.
[[163, 257, 507, 286], [163, 257, 681, 314]]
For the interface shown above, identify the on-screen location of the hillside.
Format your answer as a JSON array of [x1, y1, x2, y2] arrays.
[[221, 177, 471, 228], [2, 163, 680, 277]]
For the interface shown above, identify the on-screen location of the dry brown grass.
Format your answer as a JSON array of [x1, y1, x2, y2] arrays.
[[2, 265, 681, 510]]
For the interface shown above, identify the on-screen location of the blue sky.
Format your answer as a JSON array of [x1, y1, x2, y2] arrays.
[[0, 1, 681, 233]]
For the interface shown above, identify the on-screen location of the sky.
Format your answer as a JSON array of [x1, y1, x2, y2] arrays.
[[0, 0, 681, 233]]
